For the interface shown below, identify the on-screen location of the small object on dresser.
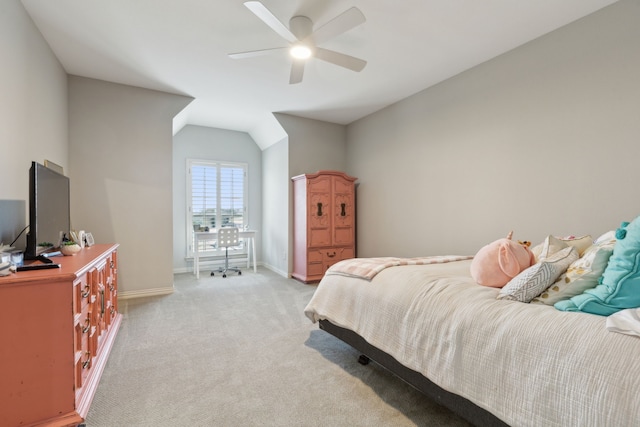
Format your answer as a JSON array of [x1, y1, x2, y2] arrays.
[[0, 261, 11, 276], [42, 251, 62, 257], [60, 242, 81, 256]]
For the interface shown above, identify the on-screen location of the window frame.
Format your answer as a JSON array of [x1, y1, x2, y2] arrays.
[[186, 158, 248, 258]]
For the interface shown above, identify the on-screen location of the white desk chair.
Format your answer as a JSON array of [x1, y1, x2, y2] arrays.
[[212, 227, 242, 278]]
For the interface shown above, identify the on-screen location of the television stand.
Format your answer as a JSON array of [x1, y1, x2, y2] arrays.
[[24, 253, 56, 263], [16, 262, 60, 271], [15, 253, 60, 271]]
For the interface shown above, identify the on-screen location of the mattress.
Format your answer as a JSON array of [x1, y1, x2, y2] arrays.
[[304, 259, 640, 427]]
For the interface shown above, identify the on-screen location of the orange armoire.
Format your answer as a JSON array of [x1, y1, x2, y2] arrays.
[[0, 244, 121, 427], [292, 170, 357, 283]]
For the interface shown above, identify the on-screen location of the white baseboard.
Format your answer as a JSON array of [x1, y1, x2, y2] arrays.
[[173, 260, 261, 275], [261, 262, 288, 278], [118, 286, 175, 300], [121, 263, 290, 299]]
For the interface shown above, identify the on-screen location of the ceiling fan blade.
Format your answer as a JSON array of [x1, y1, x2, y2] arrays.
[[228, 47, 287, 59], [289, 60, 305, 84], [309, 7, 365, 45], [244, 1, 298, 43], [314, 48, 367, 72]]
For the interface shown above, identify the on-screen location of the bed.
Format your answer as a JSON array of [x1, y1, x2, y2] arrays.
[[304, 253, 640, 426]]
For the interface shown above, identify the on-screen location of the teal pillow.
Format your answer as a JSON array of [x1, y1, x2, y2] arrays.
[[555, 216, 640, 316]]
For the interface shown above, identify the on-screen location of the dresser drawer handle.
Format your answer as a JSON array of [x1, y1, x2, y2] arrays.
[[82, 318, 91, 334], [81, 284, 90, 298], [82, 351, 91, 369], [326, 251, 336, 258]]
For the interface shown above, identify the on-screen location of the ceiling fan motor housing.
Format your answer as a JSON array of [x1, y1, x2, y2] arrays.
[[289, 15, 313, 40]]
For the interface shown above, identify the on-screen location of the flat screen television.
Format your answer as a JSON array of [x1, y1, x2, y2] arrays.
[[25, 162, 71, 257]]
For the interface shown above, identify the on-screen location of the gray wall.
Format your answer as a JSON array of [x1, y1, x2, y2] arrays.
[[276, 113, 348, 179], [68, 76, 192, 297], [261, 137, 289, 275], [347, 0, 640, 258], [0, 0, 68, 202], [172, 125, 263, 273], [273, 113, 349, 276]]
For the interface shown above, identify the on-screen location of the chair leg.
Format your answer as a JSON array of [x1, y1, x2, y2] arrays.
[[213, 246, 241, 278]]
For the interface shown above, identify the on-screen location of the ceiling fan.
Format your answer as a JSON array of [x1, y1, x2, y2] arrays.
[[229, 1, 367, 84]]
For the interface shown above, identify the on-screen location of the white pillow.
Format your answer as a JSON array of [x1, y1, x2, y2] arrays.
[[563, 235, 593, 256], [594, 230, 616, 245], [531, 235, 568, 261], [498, 246, 578, 303], [532, 234, 616, 305], [531, 235, 592, 262]]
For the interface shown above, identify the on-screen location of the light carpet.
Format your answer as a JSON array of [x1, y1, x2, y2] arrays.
[[85, 267, 471, 426]]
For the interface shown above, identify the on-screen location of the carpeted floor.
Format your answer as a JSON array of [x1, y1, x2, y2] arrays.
[[85, 267, 471, 426]]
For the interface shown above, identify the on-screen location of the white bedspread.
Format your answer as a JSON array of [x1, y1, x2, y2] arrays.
[[304, 259, 640, 427], [607, 308, 640, 338]]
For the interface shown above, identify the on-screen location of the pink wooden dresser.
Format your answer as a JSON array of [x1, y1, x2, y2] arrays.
[[292, 170, 357, 283]]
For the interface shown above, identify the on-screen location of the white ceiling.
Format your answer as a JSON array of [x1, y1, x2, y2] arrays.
[[21, 0, 618, 149]]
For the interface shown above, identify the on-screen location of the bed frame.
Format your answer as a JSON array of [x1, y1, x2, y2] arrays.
[[319, 319, 508, 427]]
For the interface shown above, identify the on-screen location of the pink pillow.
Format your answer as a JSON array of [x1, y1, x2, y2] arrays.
[[471, 232, 536, 288]]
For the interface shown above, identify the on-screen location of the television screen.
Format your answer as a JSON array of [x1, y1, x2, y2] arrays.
[[25, 162, 70, 257], [0, 200, 26, 251]]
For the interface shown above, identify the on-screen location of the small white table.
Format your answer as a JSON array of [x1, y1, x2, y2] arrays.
[[194, 230, 257, 279]]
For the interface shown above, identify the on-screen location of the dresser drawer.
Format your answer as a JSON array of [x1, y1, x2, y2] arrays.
[[307, 262, 325, 277], [323, 247, 355, 268], [308, 247, 355, 273]]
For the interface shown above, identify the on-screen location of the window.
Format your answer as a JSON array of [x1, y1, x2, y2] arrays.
[[187, 159, 248, 257]]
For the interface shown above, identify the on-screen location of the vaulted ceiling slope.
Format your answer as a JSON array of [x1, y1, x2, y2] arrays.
[[21, 0, 619, 149]]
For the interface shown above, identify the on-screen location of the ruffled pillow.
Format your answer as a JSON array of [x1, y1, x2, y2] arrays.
[[564, 235, 594, 256], [531, 235, 592, 262], [531, 235, 567, 261]]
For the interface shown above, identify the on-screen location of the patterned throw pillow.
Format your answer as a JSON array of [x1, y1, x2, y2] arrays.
[[532, 233, 616, 305], [498, 247, 578, 303]]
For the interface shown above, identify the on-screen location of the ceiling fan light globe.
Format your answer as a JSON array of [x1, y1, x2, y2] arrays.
[[290, 45, 312, 59]]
